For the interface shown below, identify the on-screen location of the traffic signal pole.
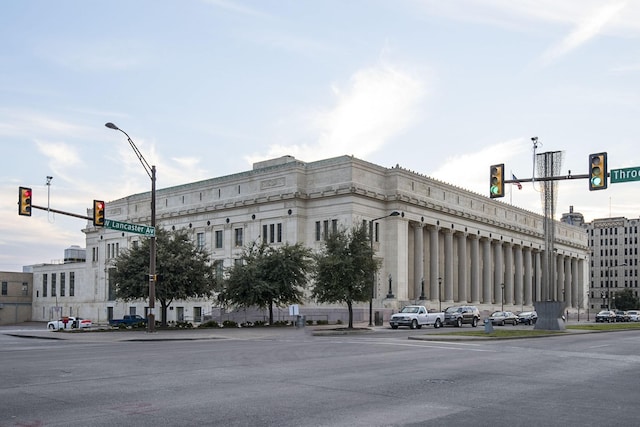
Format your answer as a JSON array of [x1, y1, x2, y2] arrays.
[[29, 204, 94, 221]]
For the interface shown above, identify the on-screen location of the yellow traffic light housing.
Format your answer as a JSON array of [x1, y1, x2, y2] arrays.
[[93, 200, 105, 226], [18, 187, 32, 216], [589, 152, 608, 191], [490, 164, 504, 198]]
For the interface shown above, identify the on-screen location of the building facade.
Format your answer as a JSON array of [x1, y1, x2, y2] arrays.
[[585, 216, 640, 310], [0, 271, 33, 325], [31, 155, 589, 324]]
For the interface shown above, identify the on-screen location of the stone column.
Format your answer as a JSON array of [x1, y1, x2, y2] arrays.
[[482, 238, 492, 304], [493, 241, 503, 305], [535, 251, 542, 302], [571, 257, 578, 308], [556, 254, 565, 302], [564, 256, 572, 307], [504, 242, 514, 306], [429, 226, 439, 305], [413, 223, 425, 300], [523, 247, 533, 306], [457, 231, 467, 303], [514, 245, 523, 307], [444, 229, 454, 303], [470, 235, 480, 304]]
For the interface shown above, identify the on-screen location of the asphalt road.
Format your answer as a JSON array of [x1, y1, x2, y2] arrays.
[[1, 325, 638, 426]]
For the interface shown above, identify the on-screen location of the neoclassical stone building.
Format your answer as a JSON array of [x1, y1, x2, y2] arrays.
[[31, 155, 589, 324]]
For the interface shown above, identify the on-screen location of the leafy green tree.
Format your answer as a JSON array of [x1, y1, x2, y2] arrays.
[[311, 224, 378, 328], [219, 242, 313, 324], [112, 228, 217, 326], [613, 288, 640, 311]]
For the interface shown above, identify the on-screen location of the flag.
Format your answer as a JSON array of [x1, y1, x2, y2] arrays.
[[512, 173, 522, 190]]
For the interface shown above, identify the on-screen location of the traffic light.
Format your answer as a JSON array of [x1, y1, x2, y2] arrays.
[[490, 164, 505, 198], [589, 152, 608, 191], [93, 200, 105, 226], [18, 187, 32, 216]]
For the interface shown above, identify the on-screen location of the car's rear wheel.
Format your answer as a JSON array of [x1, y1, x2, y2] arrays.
[[471, 317, 478, 327], [434, 319, 442, 329], [48, 324, 55, 330], [410, 319, 418, 329], [391, 325, 398, 329]]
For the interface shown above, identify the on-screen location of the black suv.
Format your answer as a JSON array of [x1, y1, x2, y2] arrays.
[[443, 305, 481, 327]]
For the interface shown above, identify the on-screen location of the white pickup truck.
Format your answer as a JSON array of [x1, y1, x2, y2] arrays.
[[389, 305, 444, 329]]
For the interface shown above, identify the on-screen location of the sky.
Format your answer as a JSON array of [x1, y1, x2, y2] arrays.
[[2, 0, 640, 271]]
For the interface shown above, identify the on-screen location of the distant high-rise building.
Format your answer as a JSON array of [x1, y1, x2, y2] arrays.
[[582, 215, 639, 310]]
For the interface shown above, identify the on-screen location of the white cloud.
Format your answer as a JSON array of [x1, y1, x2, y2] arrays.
[[247, 62, 427, 164], [430, 138, 530, 195], [539, 1, 628, 65], [201, 0, 270, 18]]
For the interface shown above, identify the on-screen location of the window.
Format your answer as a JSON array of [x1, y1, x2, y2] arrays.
[[197, 232, 205, 250], [215, 230, 223, 248], [51, 274, 57, 297], [277, 223, 282, 243], [332, 219, 338, 235], [1, 281, 6, 296], [214, 260, 224, 280], [323, 220, 329, 240], [194, 307, 202, 323], [43, 274, 47, 298], [234, 228, 243, 247], [69, 272, 75, 297], [22, 282, 28, 296], [263, 225, 268, 244], [108, 268, 116, 301], [60, 272, 66, 297], [315, 221, 321, 241], [270, 224, 275, 243]]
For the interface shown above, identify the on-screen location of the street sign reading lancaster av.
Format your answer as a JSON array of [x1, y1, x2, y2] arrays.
[[610, 167, 640, 184], [104, 219, 155, 237]]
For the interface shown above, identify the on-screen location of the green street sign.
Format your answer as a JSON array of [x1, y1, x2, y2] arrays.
[[104, 219, 155, 237], [610, 167, 640, 184]]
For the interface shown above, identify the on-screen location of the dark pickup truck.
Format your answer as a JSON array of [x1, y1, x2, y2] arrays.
[[109, 314, 147, 327]]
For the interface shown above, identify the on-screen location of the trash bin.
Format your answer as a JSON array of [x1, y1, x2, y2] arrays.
[[484, 319, 494, 333], [296, 315, 306, 328], [374, 311, 383, 326]]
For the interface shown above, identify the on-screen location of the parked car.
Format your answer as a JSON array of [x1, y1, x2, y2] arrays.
[[518, 311, 538, 325], [595, 310, 616, 323], [627, 310, 640, 321], [615, 310, 630, 322], [109, 314, 147, 328], [47, 317, 92, 330], [443, 305, 481, 327], [389, 305, 444, 329], [489, 311, 519, 326]]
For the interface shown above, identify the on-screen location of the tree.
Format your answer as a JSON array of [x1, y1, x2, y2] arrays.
[[219, 242, 313, 324], [311, 224, 378, 328], [613, 288, 640, 311], [112, 228, 217, 326]]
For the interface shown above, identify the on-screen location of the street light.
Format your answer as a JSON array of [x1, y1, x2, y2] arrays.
[[105, 122, 157, 333], [501, 283, 505, 311], [368, 211, 400, 326], [438, 277, 442, 312]]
